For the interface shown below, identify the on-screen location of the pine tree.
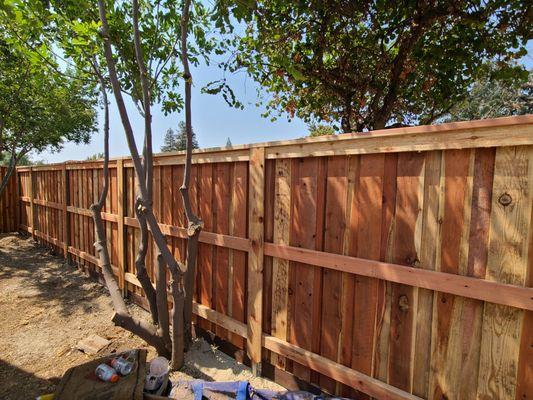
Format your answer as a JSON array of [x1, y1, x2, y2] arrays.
[[176, 121, 199, 151], [160, 128, 178, 152], [162, 123, 199, 152]]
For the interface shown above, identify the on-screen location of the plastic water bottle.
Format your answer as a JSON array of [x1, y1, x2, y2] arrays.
[[111, 357, 134, 376], [95, 363, 119, 382]]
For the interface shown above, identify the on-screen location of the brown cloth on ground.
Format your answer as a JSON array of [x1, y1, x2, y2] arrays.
[[54, 349, 146, 400]]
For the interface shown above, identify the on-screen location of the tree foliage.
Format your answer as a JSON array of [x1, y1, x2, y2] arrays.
[[160, 122, 199, 152], [0, 30, 96, 194], [308, 123, 335, 137], [0, 152, 42, 166], [447, 68, 532, 121], [215, 0, 531, 132]]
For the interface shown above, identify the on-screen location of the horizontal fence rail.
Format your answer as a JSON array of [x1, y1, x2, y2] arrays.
[[4, 115, 533, 400]]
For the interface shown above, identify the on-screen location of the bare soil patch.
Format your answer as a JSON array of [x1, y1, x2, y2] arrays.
[[0, 234, 282, 399]]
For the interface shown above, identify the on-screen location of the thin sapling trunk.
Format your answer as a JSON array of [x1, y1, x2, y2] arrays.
[[89, 66, 168, 357], [179, 0, 203, 348], [0, 151, 17, 196]]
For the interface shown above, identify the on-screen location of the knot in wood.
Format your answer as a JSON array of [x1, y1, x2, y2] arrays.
[[498, 192, 512, 207], [398, 295, 409, 312]]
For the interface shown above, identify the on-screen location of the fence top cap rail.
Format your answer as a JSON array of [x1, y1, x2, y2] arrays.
[[15, 114, 533, 171], [154, 114, 533, 157]]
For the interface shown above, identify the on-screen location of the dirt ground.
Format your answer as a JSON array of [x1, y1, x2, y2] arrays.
[[0, 233, 283, 399]]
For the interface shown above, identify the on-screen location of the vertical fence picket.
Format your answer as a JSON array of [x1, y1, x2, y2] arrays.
[[116, 159, 126, 297], [247, 147, 265, 374]]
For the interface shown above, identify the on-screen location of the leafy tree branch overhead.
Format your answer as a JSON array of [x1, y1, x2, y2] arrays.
[[215, 0, 532, 132], [0, 34, 96, 195]]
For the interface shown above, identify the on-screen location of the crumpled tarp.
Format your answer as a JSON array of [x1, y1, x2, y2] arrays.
[[168, 380, 351, 400]]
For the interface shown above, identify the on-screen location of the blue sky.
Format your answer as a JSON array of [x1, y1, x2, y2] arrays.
[[40, 40, 532, 163], [41, 58, 309, 163]]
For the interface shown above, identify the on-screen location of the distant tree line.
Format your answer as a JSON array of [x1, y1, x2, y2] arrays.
[[161, 121, 199, 152]]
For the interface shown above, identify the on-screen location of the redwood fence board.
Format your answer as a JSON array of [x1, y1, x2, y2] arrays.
[[3, 115, 533, 400]]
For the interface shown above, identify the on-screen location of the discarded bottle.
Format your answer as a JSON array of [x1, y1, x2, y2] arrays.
[[111, 357, 134, 376], [95, 363, 119, 383]]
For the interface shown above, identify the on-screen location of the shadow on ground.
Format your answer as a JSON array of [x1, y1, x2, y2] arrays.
[[0, 233, 106, 317], [0, 358, 59, 400]]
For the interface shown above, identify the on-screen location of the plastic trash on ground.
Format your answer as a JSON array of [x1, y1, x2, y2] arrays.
[[144, 356, 170, 395], [168, 380, 353, 400]]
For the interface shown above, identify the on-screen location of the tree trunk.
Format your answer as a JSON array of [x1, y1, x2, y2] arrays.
[[156, 251, 172, 350], [89, 61, 169, 358], [134, 199, 159, 325], [179, 0, 202, 350], [170, 268, 185, 370], [0, 152, 16, 196]]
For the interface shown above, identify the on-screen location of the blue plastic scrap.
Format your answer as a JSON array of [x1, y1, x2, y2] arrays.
[[174, 380, 352, 400]]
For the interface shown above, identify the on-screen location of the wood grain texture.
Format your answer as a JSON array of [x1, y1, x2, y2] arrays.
[[338, 155, 359, 397], [429, 149, 474, 400], [197, 163, 214, 331], [388, 152, 425, 392], [288, 157, 321, 382], [271, 159, 291, 369], [247, 147, 265, 366], [412, 151, 442, 398], [320, 156, 348, 393], [375, 154, 398, 384], [477, 146, 533, 400], [214, 163, 231, 340], [230, 162, 248, 349]]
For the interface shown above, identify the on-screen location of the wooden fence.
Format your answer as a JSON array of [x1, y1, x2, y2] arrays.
[[0, 167, 18, 232], [7, 115, 533, 400]]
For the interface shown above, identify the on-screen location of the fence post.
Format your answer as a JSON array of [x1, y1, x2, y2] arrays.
[[116, 159, 127, 297], [62, 163, 70, 260], [247, 147, 265, 375], [29, 166, 36, 240]]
